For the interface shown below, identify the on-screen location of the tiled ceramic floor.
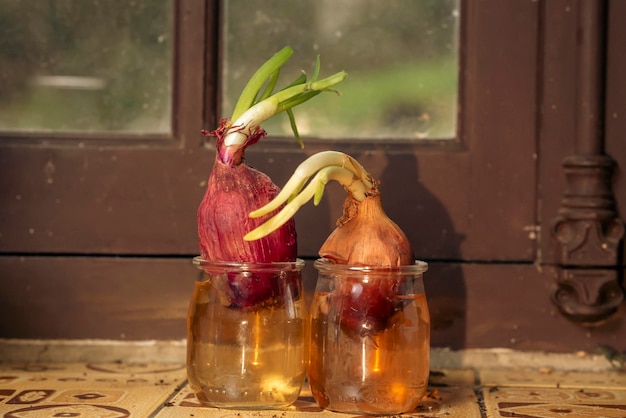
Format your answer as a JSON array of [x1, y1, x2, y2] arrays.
[[156, 371, 481, 418], [1, 361, 624, 417], [0, 362, 187, 417], [480, 368, 626, 418]]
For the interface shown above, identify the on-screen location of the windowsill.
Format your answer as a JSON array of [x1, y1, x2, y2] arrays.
[[0, 338, 616, 371]]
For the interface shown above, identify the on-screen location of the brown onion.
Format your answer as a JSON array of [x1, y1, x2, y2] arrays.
[[245, 151, 415, 334], [319, 192, 413, 266]]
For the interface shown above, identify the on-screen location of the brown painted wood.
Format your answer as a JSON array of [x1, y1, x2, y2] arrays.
[[2, 256, 623, 352], [0, 0, 210, 256], [0, 0, 623, 349], [458, 0, 539, 261], [0, 147, 208, 255], [0, 256, 194, 340], [606, 0, 626, 264], [540, 0, 625, 268], [427, 262, 626, 351], [540, 0, 587, 266], [0, 0, 539, 262]]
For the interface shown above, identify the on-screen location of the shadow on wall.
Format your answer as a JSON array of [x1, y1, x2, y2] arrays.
[[293, 144, 467, 349], [362, 146, 467, 350]]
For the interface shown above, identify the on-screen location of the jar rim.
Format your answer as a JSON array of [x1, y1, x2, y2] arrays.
[[193, 256, 305, 271], [313, 258, 428, 274]]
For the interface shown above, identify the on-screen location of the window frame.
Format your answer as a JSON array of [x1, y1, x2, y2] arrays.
[[0, 0, 209, 256], [11, 0, 623, 352]]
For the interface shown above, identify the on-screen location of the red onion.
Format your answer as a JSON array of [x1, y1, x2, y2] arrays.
[[196, 47, 346, 309]]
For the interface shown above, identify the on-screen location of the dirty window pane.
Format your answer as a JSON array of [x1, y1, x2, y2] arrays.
[[223, 0, 460, 140], [0, 1, 173, 135]]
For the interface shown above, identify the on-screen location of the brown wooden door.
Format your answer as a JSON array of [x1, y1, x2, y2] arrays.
[[1, 0, 624, 352]]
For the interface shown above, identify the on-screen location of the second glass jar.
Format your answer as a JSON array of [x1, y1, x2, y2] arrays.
[[308, 258, 430, 415]]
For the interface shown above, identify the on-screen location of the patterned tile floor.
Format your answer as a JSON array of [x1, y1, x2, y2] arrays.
[[480, 368, 626, 418], [0, 360, 624, 417], [0, 362, 187, 417]]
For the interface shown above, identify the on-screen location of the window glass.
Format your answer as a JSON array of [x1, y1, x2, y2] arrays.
[[0, 1, 173, 134], [223, 0, 460, 140]]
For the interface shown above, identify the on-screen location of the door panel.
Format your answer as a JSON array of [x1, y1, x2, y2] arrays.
[[0, 146, 205, 254], [606, 0, 626, 264], [2, 256, 623, 353], [538, 0, 580, 267], [229, 0, 540, 262], [0, 0, 208, 255], [1, 1, 538, 261], [0, 0, 623, 351]]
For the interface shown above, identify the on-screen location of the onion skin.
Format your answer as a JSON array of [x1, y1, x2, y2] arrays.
[[197, 121, 297, 309], [320, 193, 413, 266], [194, 47, 346, 310], [320, 192, 414, 337], [197, 159, 297, 263]]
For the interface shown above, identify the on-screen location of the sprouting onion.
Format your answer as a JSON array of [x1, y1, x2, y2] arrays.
[[245, 151, 415, 334], [208, 47, 347, 167], [245, 151, 413, 266], [197, 47, 346, 309]]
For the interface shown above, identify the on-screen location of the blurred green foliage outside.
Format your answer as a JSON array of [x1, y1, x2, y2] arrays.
[[0, 0, 459, 139], [0, 0, 172, 133]]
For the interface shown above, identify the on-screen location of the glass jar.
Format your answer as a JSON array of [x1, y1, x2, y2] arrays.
[[308, 258, 430, 415], [187, 257, 308, 409]]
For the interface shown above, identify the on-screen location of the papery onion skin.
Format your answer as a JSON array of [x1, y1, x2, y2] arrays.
[[195, 47, 345, 310], [198, 118, 297, 263], [240, 148, 415, 331], [197, 159, 297, 263], [319, 193, 413, 266], [197, 122, 297, 310], [319, 192, 414, 338]]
